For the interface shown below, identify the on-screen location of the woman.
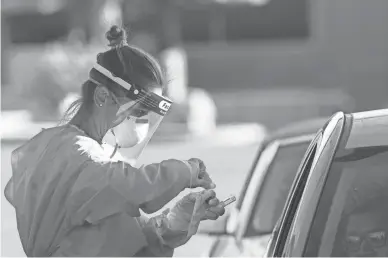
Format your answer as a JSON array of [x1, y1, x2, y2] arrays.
[[4, 25, 225, 257]]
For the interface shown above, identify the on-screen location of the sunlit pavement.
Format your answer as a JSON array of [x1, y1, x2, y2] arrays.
[[1, 113, 265, 257]]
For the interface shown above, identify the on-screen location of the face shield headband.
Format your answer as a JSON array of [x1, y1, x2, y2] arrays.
[[89, 63, 172, 117]]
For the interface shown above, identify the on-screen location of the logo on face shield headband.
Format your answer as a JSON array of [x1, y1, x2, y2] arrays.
[[159, 101, 171, 112]]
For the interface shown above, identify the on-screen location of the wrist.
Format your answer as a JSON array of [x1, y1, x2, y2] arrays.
[[181, 160, 195, 188]]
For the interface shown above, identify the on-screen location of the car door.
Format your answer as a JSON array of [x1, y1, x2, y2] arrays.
[[302, 110, 388, 257], [234, 135, 315, 256], [208, 134, 316, 257], [265, 132, 321, 257], [266, 112, 346, 257]]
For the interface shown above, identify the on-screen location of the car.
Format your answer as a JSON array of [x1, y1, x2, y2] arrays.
[[265, 109, 388, 257], [197, 117, 328, 257]]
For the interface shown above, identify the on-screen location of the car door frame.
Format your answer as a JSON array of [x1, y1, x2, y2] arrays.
[[268, 112, 347, 257], [234, 133, 317, 245], [264, 131, 321, 257]]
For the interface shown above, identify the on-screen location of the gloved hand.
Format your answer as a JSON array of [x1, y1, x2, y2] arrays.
[[167, 190, 225, 235], [187, 158, 216, 190], [141, 190, 225, 251]]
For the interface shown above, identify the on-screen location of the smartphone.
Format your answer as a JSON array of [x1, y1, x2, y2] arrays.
[[221, 195, 236, 207]]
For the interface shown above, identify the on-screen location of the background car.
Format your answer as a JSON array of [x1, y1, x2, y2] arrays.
[[266, 109, 388, 257], [198, 117, 328, 257]]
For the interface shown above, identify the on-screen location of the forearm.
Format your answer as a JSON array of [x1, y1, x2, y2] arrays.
[[107, 159, 191, 213], [76, 159, 192, 216], [138, 160, 191, 213]]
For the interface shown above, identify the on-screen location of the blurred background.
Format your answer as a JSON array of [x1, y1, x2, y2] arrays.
[[1, 0, 388, 256]]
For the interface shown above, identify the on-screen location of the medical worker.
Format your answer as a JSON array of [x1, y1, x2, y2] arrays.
[[4, 25, 225, 257]]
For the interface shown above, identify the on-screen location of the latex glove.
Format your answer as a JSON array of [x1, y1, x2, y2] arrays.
[[167, 190, 225, 235], [187, 158, 216, 190], [140, 190, 225, 251]]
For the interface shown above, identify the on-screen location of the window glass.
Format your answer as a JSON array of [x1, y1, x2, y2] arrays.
[[308, 147, 388, 257], [246, 142, 310, 235], [235, 144, 265, 210]]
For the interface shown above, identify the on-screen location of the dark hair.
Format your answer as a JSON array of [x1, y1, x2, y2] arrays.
[[60, 25, 165, 124]]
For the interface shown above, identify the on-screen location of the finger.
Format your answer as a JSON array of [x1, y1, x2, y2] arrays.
[[198, 173, 216, 189], [198, 169, 210, 179], [207, 205, 225, 216], [207, 197, 220, 206], [198, 179, 216, 189], [187, 192, 199, 202], [204, 210, 219, 220], [189, 158, 206, 172], [198, 159, 206, 171], [201, 189, 216, 202], [219, 207, 226, 216]]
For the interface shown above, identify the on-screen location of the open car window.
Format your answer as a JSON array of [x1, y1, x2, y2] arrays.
[[244, 142, 311, 236], [306, 146, 388, 257]]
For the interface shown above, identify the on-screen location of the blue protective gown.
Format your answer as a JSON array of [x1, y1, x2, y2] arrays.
[[4, 125, 194, 257]]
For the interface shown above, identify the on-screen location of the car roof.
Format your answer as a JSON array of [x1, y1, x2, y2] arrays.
[[264, 117, 329, 144], [345, 109, 388, 149]]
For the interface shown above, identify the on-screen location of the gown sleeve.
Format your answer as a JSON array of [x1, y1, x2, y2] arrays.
[[68, 158, 194, 226]]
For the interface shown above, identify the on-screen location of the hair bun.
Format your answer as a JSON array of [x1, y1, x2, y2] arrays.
[[105, 25, 126, 47]]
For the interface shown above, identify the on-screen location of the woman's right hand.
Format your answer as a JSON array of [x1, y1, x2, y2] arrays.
[[187, 158, 216, 190]]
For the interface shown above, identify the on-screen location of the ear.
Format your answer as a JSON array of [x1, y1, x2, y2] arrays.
[[94, 86, 110, 107]]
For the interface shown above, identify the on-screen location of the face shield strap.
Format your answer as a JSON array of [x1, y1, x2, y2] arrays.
[[90, 63, 173, 116], [90, 63, 132, 90]]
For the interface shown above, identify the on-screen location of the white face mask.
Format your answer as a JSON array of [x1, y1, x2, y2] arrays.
[[111, 116, 150, 148]]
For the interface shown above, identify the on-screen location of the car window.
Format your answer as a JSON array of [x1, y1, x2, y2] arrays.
[[246, 142, 311, 236], [305, 146, 388, 257], [236, 144, 265, 210], [276, 142, 318, 256]]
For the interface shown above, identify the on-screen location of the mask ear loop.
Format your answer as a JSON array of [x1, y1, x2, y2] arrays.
[[109, 129, 120, 159]]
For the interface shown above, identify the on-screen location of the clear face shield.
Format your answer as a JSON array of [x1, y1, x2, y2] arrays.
[[90, 64, 172, 166]]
